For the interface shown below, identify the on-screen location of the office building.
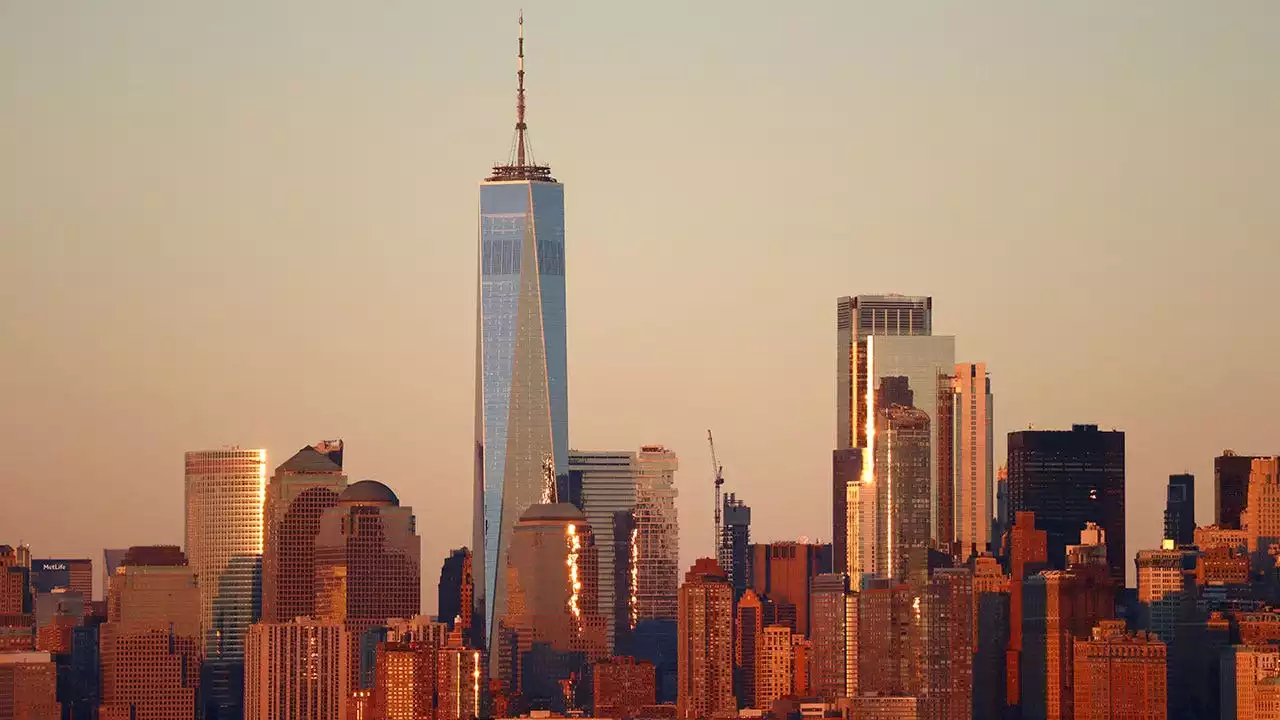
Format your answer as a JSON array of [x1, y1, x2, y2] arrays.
[[1007, 425, 1126, 587], [1135, 548, 1196, 644], [474, 17, 570, 658], [0, 651, 59, 719], [875, 401, 933, 580], [315, 480, 421, 681], [262, 440, 347, 624], [857, 580, 920, 697], [0, 546, 32, 648], [372, 640, 433, 720], [868, 335, 956, 547], [748, 542, 831, 637], [571, 449, 638, 652], [756, 624, 793, 709], [735, 589, 765, 709], [721, 493, 751, 602], [922, 568, 972, 720], [101, 550, 127, 603], [99, 546, 201, 720], [832, 448, 866, 577], [1244, 458, 1280, 554], [634, 446, 680, 623], [1162, 474, 1195, 547], [809, 573, 856, 701], [29, 559, 92, 602], [1222, 646, 1280, 720], [184, 447, 266, 718], [1003, 511, 1048, 709], [435, 630, 484, 720], [676, 559, 733, 720], [438, 547, 477, 646], [951, 363, 994, 559], [1218, 451, 1259, 530], [973, 557, 1010, 720], [593, 656, 656, 719], [836, 294, 933, 451], [1021, 568, 1115, 720], [498, 503, 606, 710], [244, 618, 349, 720], [1073, 621, 1166, 720]]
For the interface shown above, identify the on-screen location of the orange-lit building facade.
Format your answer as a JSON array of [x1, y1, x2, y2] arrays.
[[314, 480, 420, 681], [676, 558, 733, 720], [756, 624, 793, 709], [951, 363, 994, 561], [1021, 568, 1115, 720], [809, 573, 856, 701], [497, 503, 607, 711], [244, 618, 349, 720], [749, 542, 831, 638], [735, 589, 765, 707], [0, 546, 32, 650], [1073, 621, 1166, 720], [262, 441, 347, 624], [593, 656, 656, 719], [1004, 511, 1048, 708], [1244, 458, 1280, 553], [1222, 646, 1280, 720], [0, 652, 60, 719], [923, 568, 973, 720], [99, 545, 201, 720], [858, 580, 920, 697]]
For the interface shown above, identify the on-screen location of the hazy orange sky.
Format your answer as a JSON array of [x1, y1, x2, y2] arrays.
[[2, 2, 1278, 604]]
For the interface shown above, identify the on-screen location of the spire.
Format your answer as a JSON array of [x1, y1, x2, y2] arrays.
[[516, 10, 526, 167], [487, 12, 554, 182]]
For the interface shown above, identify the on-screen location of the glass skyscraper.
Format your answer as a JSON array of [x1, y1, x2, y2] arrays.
[[474, 14, 569, 660]]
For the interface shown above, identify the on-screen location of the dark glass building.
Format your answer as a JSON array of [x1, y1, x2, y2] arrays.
[[719, 493, 751, 602], [438, 547, 477, 647], [1164, 474, 1195, 546], [1007, 425, 1125, 587], [1215, 451, 1256, 530]]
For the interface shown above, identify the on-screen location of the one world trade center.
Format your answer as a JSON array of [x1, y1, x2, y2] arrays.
[[473, 14, 569, 661]]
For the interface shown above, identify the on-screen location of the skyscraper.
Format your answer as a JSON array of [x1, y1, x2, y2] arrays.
[[184, 447, 266, 719], [571, 449, 638, 652], [831, 448, 864, 577], [952, 363, 994, 559], [748, 542, 831, 638], [262, 440, 347, 624], [1073, 621, 1166, 720], [99, 546, 201, 720], [1004, 511, 1048, 710], [438, 547, 477, 646], [498, 503, 606, 711], [735, 589, 765, 708], [1007, 425, 1126, 587], [809, 573, 857, 701], [922, 568, 973, 720], [676, 559, 733, 720], [720, 493, 751, 602], [244, 618, 349, 720], [593, 656, 656, 719], [634, 446, 679, 623], [474, 15, 569, 657], [1162, 474, 1195, 547], [1243, 457, 1280, 554], [0, 652, 59, 719], [755, 625, 793, 710], [314, 480, 421, 679], [875, 402, 932, 580], [1216, 450, 1258, 530], [836, 294, 933, 451]]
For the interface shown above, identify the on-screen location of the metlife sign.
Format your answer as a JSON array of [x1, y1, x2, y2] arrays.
[[31, 559, 75, 593]]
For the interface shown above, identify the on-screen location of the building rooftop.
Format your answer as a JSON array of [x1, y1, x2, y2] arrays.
[[520, 503, 586, 522], [341, 480, 399, 506]]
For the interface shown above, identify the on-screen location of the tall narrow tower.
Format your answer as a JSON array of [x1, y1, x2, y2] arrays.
[[475, 14, 569, 660]]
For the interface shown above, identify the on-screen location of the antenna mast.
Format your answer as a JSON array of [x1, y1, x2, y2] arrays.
[[516, 10, 526, 167]]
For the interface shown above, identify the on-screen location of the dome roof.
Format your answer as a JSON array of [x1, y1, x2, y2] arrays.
[[520, 502, 586, 522], [340, 480, 399, 506]]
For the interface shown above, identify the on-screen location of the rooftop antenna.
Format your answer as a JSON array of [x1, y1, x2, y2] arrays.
[[516, 10, 527, 167]]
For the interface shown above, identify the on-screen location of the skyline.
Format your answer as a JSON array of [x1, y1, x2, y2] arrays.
[[3, 2, 1280, 604]]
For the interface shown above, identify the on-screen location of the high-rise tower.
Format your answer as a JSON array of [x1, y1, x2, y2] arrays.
[[184, 447, 266, 719], [475, 14, 569, 656]]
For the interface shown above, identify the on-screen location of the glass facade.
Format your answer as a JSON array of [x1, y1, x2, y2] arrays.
[[474, 178, 568, 657], [867, 335, 956, 548]]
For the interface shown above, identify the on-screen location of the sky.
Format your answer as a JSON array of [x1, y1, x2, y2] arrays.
[[2, 2, 1278, 606]]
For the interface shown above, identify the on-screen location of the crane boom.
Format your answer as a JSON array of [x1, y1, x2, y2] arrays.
[[708, 429, 725, 563]]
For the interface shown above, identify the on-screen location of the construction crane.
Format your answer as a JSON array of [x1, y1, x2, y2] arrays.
[[707, 429, 725, 561]]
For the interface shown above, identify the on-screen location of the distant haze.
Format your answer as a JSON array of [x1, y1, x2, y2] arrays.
[[2, 2, 1278, 602]]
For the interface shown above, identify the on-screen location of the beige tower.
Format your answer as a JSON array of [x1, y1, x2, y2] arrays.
[[244, 618, 350, 720], [676, 558, 733, 720]]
